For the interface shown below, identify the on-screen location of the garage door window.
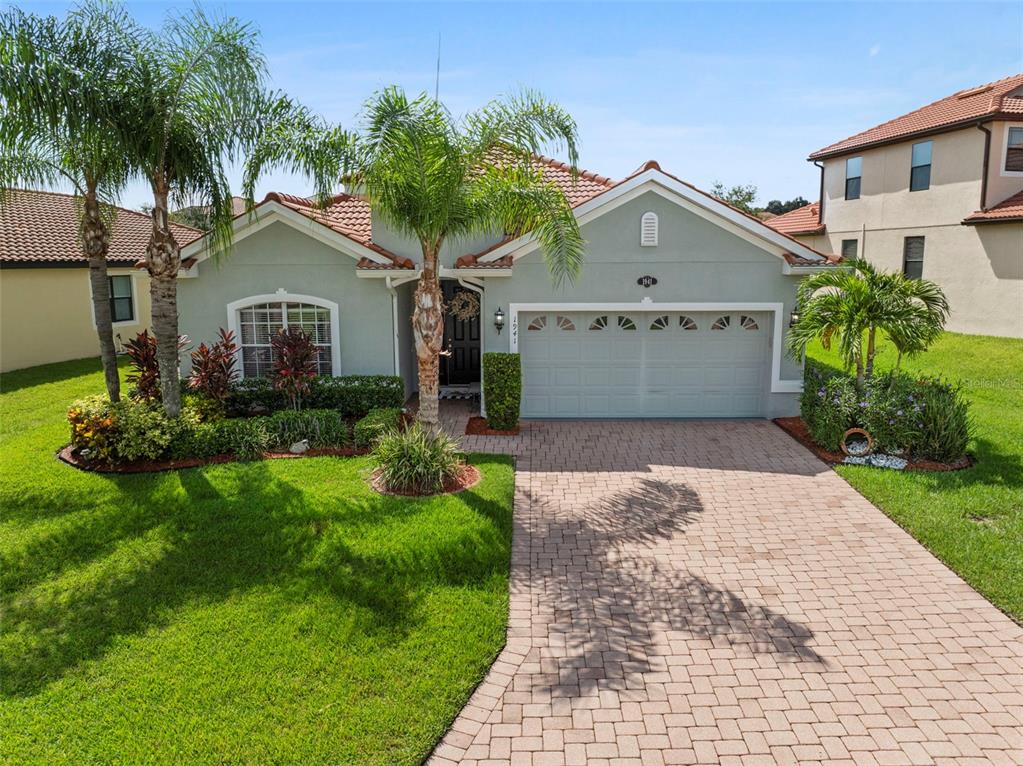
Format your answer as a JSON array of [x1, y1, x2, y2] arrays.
[[556, 315, 576, 331], [680, 315, 698, 331], [617, 315, 637, 330], [740, 315, 760, 331], [649, 315, 670, 330], [527, 315, 546, 331], [588, 315, 608, 331], [711, 315, 731, 330]]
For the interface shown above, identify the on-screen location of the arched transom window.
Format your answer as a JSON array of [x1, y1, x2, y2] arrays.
[[235, 299, 335, 377]]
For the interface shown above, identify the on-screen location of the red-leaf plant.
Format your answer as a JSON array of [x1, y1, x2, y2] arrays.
[[188, 328, 239, 403], [270, 327, 319, 410], [125, 330, 189, 403]]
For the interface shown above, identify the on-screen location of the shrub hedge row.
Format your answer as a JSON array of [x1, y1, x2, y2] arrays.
[[801, 360, 971, 462], [215, 374, 404, 418], [354, 407, 403, 447]]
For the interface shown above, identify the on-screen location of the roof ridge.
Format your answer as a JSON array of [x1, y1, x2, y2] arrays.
[[1, 187, 204, 233], [810, 73, 1023, 159]]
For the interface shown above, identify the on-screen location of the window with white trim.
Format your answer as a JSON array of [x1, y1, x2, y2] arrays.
[[640, 211, 658, 246], [1006, 127, 1023, 172], [109, 275, 134, 323], [238, 301, 333, 377]]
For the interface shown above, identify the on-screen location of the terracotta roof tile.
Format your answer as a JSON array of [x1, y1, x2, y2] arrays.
[[810, 74, 1023, 160], [0, 189, 202, 265], [783, 252, 842, 267], [765, 202, 825, 236], [963, 189, 1023, 224]]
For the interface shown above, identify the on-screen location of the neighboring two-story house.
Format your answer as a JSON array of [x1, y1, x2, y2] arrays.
[[769, 74, 1023, 338]]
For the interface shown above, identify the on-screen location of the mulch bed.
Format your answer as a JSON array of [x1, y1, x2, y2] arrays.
[[370, 463, 482, 496], [465, 416, 519, 436], [773, 417, 973, 472], [57, 444, 369, 474]]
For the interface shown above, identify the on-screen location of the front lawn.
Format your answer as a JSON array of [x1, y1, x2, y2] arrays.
[[0, 358, 514, 765], [808, 332, 1023, 623]]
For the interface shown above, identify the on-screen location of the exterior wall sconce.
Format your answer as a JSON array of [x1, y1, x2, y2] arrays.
[[789, 310, 800, 328], [494, 307, 506, 334]]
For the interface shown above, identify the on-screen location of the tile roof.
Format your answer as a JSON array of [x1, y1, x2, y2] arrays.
[[809, 74, 1023, 160], [963, 189, 1023, 224], [764, 202, 825, 236], [783, 252, 843, 267], [0, 189, 203, 265], [261, 191, 415, 269]]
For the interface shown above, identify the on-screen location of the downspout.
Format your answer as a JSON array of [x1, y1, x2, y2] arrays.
[[977, 121, 992, 211], [385, 276, 401, 378], [813, 161, 825, 225], [456, 276, 486, 416]]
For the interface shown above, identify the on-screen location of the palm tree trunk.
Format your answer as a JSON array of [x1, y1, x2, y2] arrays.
[[81, 189, 120, 402], [146, 178, 183, 417], [412, 243, 444, 433], [865, 326, 877, 382]]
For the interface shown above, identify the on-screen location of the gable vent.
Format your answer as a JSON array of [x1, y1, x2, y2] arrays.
[[640, 211, 658, 246]]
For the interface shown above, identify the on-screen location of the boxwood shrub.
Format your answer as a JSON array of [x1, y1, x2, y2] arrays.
[[354, 407, 403, 447], [482, 352, 521, 431], [224, 375, 404, 418], [264, 409, 350, 450], [800, 361, 971, 461]]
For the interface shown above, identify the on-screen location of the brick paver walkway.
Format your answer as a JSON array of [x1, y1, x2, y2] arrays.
[[430, 407, 1023, 765]]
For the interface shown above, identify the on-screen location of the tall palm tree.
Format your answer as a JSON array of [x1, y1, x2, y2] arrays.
[[787, 258, 949, 388], [0, 2, 137, 401], [120, 7, 267, 416], [244, 87, 584, 431]]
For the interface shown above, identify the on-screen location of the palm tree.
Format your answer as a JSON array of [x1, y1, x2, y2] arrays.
[[787, 258, 949, 389], [244, 87, 584, 431], [119, 7, 268, 416], [0, 2, 137, 401]]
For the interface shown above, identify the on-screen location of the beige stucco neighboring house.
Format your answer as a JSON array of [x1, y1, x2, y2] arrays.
[[0, 189, 202, 373], [768, 74, 1023, 338]]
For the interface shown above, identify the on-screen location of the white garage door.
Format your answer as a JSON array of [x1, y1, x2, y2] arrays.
[[518, 310, 771, 418]]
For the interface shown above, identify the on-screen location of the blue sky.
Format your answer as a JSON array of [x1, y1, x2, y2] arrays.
[[22, 1, 1023, 211]]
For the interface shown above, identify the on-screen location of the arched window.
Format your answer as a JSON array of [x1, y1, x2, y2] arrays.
[[711, 315, 731, 331], [527, 315, 547, 331], [640, 211, 658, 246], [649, 315, 670, 331], [679, 315, 698, 331], [228, 293, 339, 378]]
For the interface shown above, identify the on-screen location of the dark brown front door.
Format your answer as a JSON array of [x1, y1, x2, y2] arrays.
[[441, 281, 481, 385]]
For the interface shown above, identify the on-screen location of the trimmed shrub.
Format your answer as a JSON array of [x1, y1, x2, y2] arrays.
[[200, 418, 270, 460], [225, 375, 403, 418], [264, 409, 350, 450], [68, 396, 118, 463], [354, 407, 402, 447], [305, 375, 405, 416], [373, 422, 464, 494], [482, 352, 521, 431], [110, 401, 191, 463]]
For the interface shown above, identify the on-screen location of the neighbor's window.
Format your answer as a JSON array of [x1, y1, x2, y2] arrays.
[[109, 275, 134, 323], [910, 141, 932, 191], [841, 239, 858, 259], [845, 156, 862, 200], [903, 236, 925, 279], [1006, 127, 1023, 172], [238, 302, 332, 377]]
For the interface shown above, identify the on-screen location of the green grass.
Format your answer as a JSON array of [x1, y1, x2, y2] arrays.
[[808, 332, 1023, 622], [0, 358, 515, 765]]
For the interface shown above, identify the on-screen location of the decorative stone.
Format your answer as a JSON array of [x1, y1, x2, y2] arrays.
[[289, 439, 310, 454], [843, 453, 908, 470]]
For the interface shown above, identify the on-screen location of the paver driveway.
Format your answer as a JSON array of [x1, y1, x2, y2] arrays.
[[431, 414, 1023, 765]]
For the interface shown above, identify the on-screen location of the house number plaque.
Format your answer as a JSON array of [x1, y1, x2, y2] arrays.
[[636, 275, 658, 287]]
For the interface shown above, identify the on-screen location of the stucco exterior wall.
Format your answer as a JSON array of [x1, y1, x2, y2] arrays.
[[478, 191, 806, 417], [818, 127, 1023, 338], [176, 221, 395, 376], [987, 120, 1023, 207], [0, 266, 151, 372]]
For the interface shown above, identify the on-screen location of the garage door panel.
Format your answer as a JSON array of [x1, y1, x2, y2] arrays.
[[519, 310, 770, 418]]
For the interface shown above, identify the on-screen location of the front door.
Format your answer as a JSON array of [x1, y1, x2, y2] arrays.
[[441, 282, 481, 385]]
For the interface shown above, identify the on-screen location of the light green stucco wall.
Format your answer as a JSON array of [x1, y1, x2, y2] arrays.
[[476, 191, 805, 416], [177, 221, 395, 376]]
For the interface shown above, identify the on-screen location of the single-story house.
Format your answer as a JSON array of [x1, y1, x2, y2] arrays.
[[177, 159, 839, 419], [0, 189, 202, 372]]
